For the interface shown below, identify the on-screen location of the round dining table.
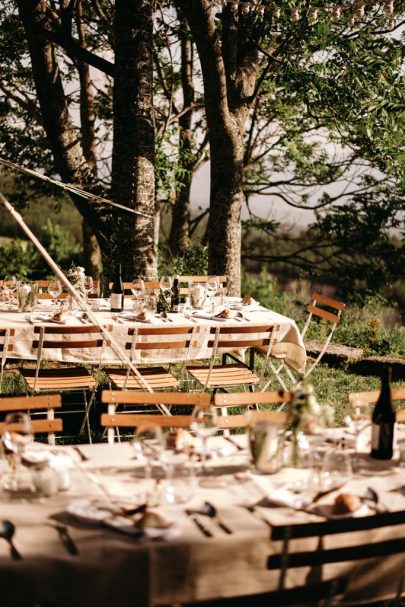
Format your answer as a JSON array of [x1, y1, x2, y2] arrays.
[[0, 434, 404, 607]]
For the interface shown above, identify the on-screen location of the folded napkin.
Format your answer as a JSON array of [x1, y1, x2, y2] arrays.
[[115, 312, 158, 324], [252, 472, 313, 510], [66, 499, 178, 539], [27, 313, 74, 325], [190, 306, 233, 321]]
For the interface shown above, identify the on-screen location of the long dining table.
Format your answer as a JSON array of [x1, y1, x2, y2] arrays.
[[0, 298, 306, 372], [0, 435, 404, 607]]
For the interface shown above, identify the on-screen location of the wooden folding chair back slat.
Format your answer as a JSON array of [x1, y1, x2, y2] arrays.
[[348, 388, 405, 422], [267, 510, 405, 595], [216, 410, 287, 429], [19, 325, 111, 443], [101, 390, 210, 442], [187, 325, 278, 391], [108, 281, 160, 293], [104, 326, 198, 393], [0, 393, 62, 442], [0, 394, 61, 412], [214, 391, 292, 429], [36, 279, 100, 297]]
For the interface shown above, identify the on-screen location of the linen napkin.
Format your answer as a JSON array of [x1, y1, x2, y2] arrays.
[[114, 311, 158, 324], [189, 306, 233, 321], [27, 313, 74, 325]]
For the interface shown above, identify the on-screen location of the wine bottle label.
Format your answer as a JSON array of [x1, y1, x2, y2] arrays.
[[110, 293, 123, 310], [371, 422, 394, 453]]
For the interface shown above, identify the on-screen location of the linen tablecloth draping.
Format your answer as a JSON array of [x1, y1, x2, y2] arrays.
[[0, 440, 404, 607], [0, 302, 306, 372]]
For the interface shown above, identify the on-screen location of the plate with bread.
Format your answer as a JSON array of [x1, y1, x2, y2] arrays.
[[312, 493, 371, 519]]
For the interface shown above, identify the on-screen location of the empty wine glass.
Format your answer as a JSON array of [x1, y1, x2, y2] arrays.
[[321, 446, 353, 491], [191, 405, 225, 487], [131, 279, 145, 315], [344, 398, 372, 460], [2, 412, 33, 491], [83, 276, 94, 304], [47, 279, 62, 307], [206, 276, 219, 311], [131, 424, 163, 504]]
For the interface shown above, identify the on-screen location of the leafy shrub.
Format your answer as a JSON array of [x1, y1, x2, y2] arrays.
[[159, 241, 208, 276]]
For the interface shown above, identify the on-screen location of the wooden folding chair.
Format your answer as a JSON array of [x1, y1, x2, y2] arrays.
[[186, 324, 278, 393], [103, 325, 198, 392], [180, 510, 405, 607], [0, 328, 14, 392], [213, 391, 292, 430], [261, 292, 345, 391], [348, 388, 405, 423], [101, 390, 210, 443], [19, 325, 111, 443], [267, 510, 405, 599], [0, 394, 62, 444]]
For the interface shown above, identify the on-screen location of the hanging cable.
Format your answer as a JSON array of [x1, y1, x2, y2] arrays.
[[0, 157, 153, 218]]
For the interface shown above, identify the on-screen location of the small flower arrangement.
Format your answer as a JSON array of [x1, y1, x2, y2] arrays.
[[288, 383, 334, 435], [67, 264, 86, 294]]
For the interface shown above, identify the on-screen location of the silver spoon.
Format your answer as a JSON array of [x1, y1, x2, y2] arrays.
[[0, 520, 22, 561], [200, 502, 233, 534]]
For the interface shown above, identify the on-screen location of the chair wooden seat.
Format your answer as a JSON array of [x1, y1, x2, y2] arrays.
[[186, 324, 278, 392], [20, 366, 97, 390], [18, 325, 110, 442], [104, 325, 197, 393], [103, 367, 180, 390], [186, 362, 261, 389]]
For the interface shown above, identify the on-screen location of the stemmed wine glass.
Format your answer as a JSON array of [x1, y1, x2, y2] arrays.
[[2, 412, 33, 491], [191, 405, 225, 487], [83, 276, 94, 304], [131, 279, 145, 315], [206, 276, 219, 312], [344, 398, 371, 465], [131, 424, 163, 505], [47, 279, 62, 308]]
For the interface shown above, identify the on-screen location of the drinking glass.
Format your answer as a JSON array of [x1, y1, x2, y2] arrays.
[[344, 398, 372, 460], [131, 279, 145, 314], [191, 405, 225, 487], [2, 412, 33, 491], [83, 276, 94, 304], [47, 279, 62, 307], [206, 276, 219, 311], [321, 446, 353, 490], [131, 424, 163, 504]]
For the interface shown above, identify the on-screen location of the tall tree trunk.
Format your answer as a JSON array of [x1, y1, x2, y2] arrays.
[[175, 0, 259, 295], [111, 0, 156, 281], [169, 21, 194, 255], [76, 0, 101, 280], [16, 0, 113, 269]]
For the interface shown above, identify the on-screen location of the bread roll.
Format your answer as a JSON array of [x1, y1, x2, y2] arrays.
[[332, 493, 361, 515]]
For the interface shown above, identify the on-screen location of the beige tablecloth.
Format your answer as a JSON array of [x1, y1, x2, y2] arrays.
[[0, 440, 404, 607], [0, 301, 306, 372]]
